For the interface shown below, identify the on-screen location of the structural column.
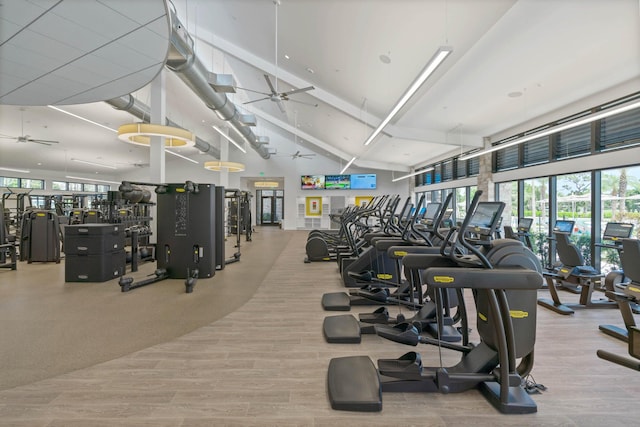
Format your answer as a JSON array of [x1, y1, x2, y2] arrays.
[[149, 70, 166, 183], [218, 127, 230, 189], [476, 148, 494, 201]]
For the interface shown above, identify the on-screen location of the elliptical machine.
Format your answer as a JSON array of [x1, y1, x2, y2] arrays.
[[326, 191, 544, 414]]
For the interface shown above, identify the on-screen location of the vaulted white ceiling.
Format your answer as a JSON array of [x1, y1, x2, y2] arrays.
[[1, 0, 639, 178]]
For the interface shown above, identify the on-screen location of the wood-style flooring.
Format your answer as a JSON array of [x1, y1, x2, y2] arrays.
[[0, 228, 639, 426]]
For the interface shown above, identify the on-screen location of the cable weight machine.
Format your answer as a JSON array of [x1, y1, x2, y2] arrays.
[[118, 180, 220, 293]]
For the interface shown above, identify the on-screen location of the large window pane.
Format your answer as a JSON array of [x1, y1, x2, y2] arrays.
[[600, 166, 640, 273], [556, 172, 592, 264], [523, 178, 549, 264]]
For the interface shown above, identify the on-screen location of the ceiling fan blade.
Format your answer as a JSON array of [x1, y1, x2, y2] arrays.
[[286, 98, 319, 107], [281, 86, 315, 97], [275, 98, 286, 113], [29, 139, 59, 144], [0, 135, 16, 140], [234, 86, 271, 96], [243, 97, 271, 105], [264, 74, 278, 95]]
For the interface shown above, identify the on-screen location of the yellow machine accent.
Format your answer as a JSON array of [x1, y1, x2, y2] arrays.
[[377, 273, 393, 280], [433, 275, 454, 283], [510, 310, 529, 319], [478, 312, 488, 321], [394, 250, 408, 257]]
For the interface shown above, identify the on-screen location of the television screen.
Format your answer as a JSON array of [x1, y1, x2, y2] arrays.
[[301, 175, 325, 190], [325, 174, 351, 189], [350, 174, 376, 189]]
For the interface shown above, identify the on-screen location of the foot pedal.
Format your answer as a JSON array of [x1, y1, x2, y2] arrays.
[[323, 315, 361, 343], [359, 307, 390, 324], [327, 356, 382, 412], [321, 292, 351, 311], [378, 351, 423, 379]]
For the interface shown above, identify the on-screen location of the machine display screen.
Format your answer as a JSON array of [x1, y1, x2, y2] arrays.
[[424, 203, 441, 220], [518, 218, 533, 232], [602, 222, 634, 240], [468, 202, 503, 230], [553, 220, 575, 234]]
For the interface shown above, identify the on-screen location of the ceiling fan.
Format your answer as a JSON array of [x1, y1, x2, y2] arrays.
[[238, 74, 317, 113], [0, 109, 59, 146], [0, 133, 59, 146], [236, 0, 317, 113], [290, 150, 315, 160]]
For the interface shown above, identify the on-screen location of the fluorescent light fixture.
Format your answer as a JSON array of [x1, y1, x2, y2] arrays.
[[460, 99, 640, 161], [255, 181, 279, 188], [71, 158, 117, 169], [364, 46, 452, 146], [0, 166, 30, 173], [65, 175, 120, 185], [48, 106, 117, 133], [165, 149, 199, 164], [340, 157, 356, 174], [212, 125, 247, 153], [392, 167, 434, 182]]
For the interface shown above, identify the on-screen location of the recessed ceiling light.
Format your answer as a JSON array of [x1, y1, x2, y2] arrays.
[[379, 54, 391, 64], [284, 54, 290, 60], [508, 91, 523, 98], [306, 67, 314, 74]]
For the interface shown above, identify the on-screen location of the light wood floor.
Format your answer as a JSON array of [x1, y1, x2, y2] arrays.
[[0, 228, 639, 426]]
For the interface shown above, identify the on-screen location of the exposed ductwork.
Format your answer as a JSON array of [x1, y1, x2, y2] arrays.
[[163, 8, 271, 159], [105, 94, 221, 158]]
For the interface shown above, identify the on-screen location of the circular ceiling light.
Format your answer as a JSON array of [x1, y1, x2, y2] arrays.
[[204, 161, 245, 172], [117, 123, 196, 148]]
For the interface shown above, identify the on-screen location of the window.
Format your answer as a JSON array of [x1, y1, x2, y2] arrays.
[[599, 107, 640, 151], [557, 172, 592, 264], [455, 159, 466, 179], [442, 161, 453, 181], [0, 176, 19, 187], [21, 179, 44, 189], [600, 166, 640, 273], [52, 181, 68, 191], [97, 185, 111, 192], [523, 178, 550, 264], [496, 181, 518, 229], [68, 182, 83, 192], [83, 184, 97, 192], [523, 136, 549, 166], [495, 145, 519, 171], [467, 157, 479, 176], [555, 123, 591, 160]]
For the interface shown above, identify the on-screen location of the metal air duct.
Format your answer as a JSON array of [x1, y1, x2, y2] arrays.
[[106, 95, 220, 157], [164, 9, 270, 159]]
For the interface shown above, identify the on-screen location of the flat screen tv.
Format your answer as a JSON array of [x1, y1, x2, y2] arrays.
[[301, 175, 325, 190], [350, 173, 376, 189], [325, 174, 351, 189]]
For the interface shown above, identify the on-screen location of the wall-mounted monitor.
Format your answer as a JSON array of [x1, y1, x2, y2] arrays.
[[325, 174, 351, 189], [350, 173, 376, 189], [301, 175, 325, 190]]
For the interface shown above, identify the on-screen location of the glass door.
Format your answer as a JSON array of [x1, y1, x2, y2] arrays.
[[258, 190, 284, 225]]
